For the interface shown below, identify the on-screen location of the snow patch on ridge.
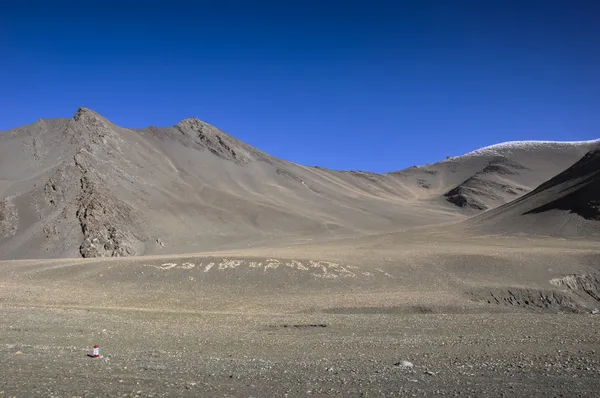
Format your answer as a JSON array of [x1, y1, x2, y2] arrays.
[[442, 139, 600, 162]]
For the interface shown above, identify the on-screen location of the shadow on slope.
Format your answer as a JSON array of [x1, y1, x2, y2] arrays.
[[467, 147, 600, 237], [523, 150, 600, 220]]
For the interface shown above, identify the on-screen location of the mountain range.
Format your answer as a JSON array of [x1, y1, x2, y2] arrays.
[[0, 107, 597, 259]]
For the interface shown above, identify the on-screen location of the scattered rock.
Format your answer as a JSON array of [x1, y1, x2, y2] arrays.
[[394, 360, 414, 369]]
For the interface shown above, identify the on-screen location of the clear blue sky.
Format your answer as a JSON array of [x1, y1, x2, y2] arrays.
[[1, 0, 599, 172]]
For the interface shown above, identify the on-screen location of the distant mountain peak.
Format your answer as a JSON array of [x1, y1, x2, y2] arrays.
[[175, 117, 220, 133], [177, 116, 203, 124], [73, 107, 104, 121]]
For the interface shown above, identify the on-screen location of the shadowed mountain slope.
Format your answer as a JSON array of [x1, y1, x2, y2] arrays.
[[470, 145, 600, 237]]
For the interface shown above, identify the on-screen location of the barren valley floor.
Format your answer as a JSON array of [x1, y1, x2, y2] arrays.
[[1, 304, 599, 397], [1, 234, 600, 397]]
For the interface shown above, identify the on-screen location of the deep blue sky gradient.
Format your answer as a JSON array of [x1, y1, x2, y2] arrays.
[[1, 0, 599, 172]]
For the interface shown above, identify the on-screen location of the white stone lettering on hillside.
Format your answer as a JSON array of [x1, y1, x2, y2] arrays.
[[140, 258, 394, 279]]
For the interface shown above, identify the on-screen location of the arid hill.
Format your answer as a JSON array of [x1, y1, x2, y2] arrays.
[[0, 108, 596, 259]]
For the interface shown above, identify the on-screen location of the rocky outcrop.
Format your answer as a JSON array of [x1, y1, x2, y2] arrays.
[[175, 118, 262, 165], [550, 273, 600, 302], [74, 169, 143, 258], [470, 273, 600, 313], [470, 287, 583, 313], [444, 185, 489, 210], [0, 198, 18, 238], [444, 158, 528, 210], [38, 109, 146, 258]]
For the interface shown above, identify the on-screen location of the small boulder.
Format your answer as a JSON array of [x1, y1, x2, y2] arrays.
[[394, 360, 414, 369]]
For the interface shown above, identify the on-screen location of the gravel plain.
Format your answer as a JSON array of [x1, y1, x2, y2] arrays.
[[1, 304, 599, 397]]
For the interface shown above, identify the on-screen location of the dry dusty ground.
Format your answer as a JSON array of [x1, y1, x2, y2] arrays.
[[1, 233, 600, 397], [2, 308, 599, 397]]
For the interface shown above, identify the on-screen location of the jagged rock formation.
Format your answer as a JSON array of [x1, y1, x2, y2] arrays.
[[0, 109, 148, 258]]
